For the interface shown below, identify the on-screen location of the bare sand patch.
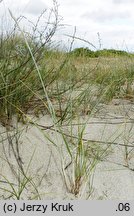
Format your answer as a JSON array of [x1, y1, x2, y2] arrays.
[[0, 101, 134, 200]]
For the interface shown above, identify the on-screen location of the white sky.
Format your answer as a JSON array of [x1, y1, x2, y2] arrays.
[[0, 0, 134, 51]]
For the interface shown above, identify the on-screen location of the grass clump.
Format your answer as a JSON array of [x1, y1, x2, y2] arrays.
[[0, 32, 42, 123]]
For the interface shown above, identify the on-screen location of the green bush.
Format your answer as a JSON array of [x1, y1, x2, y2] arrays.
[[70, 47, 98, 58], [95, 49, 129, 57]]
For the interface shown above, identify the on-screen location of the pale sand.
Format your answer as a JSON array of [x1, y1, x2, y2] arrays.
[[0, 99, 134, 199]]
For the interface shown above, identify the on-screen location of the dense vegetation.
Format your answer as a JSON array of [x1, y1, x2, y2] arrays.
[[70, 47, 131, 58], [0, 32, 134, 125]]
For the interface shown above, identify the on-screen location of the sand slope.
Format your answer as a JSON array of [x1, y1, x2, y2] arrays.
[[0, 99, 134, 199]]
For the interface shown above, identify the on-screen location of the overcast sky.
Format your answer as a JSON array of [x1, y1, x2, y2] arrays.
[[0, 0, 134, 51]]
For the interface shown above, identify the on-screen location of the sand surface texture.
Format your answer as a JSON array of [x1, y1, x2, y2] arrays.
[[0, 99, 134, 200]]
